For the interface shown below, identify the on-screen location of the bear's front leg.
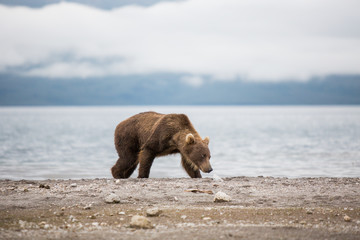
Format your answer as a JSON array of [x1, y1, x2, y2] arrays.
[[137, 148, 156, 178]]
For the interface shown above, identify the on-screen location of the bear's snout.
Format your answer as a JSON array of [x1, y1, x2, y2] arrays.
[[200, 163, 213, 173], [206, 167, 213, 173]]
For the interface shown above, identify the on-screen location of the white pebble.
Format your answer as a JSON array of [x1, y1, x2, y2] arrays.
[[212, 174, 224, 182], [146, 207, 162, 217], [130, 215, 154, 229], [214, 191, 232, 202], [344, 215, 352, 222], [105, 193, 120, 203], [83, 204, 92, 210]]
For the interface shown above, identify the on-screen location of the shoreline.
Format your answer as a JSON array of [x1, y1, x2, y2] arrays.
[[1, 177, 359, 239]]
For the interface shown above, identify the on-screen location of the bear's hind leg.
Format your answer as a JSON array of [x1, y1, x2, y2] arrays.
[[111, 155, 138, 179], [181, 155, 202, 178]]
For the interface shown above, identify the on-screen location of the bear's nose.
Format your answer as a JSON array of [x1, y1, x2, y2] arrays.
[[207, 167, 213, 173]]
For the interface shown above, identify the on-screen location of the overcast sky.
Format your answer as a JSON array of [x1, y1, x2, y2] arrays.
[[0, 0, 360, 83]]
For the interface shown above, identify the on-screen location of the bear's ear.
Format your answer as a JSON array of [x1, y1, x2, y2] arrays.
[[185, 133, 195, 145], [203, 136, 210, 145]]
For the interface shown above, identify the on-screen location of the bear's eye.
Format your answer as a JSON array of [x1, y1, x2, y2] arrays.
[[201, 154, 206, 158]]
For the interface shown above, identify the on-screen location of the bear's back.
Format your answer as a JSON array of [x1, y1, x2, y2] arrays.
[[114, 112, 195, 151], [115, 111, 162, 142]]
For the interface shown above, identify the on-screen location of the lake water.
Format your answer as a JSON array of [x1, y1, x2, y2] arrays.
[[0, 106, 359, 180]]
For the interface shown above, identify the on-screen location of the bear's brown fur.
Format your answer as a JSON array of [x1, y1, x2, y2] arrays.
[[111, 112, 212, 178]]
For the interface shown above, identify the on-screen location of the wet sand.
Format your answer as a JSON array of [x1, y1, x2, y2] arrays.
[[1, 177, 359, 239]]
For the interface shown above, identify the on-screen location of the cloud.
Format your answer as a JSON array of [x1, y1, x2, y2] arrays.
[[181, 75, 204, 87], [0, 0, 360, 82]]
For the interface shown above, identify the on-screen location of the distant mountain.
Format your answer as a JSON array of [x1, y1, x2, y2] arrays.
[[1, 74, 359, 105]]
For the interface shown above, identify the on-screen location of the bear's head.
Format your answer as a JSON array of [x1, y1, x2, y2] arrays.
[[183, 133, 212, 173]]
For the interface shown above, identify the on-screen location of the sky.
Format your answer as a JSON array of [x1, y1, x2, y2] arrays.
[[1, 0, 360, 86]]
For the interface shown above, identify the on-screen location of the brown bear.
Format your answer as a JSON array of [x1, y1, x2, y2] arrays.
[[111, 111, 212, 178]]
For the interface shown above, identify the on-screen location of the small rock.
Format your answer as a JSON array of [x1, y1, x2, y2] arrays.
[[61, 207, 66, 211], [118, 211, 125, 215], [83, 204, 92, 210], [181, 215, 187, 220], [39, 184, 50, 189], [300, 220, 307, 225], [306, 209, 313, 214], [105, 193, 120, 203], [213, 174, 224, 182], [130, 215, 154, 229], [38, 221, 50, 229], [89, 215, 96, 219], [19, 220, 27, 229], [174, 197, 179, 201], [185, 189, 213, 194], [146, 207, 162, 217], [344, 215, 352, 222], [92, 222, 99, 227], [57, 212, 64, 216], [115, 179, 121, 184], [70, 183, 77, 188], [203, 217, 211, 220], [214, 191, 231, 202], [68, 215, 78, 222], [39, 221, 47, 226]]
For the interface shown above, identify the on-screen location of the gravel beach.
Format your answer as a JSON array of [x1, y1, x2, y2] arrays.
[[1, 177, 359, 239]]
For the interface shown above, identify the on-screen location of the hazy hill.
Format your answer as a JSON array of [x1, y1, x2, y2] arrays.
[[1, 74, 359, 105]]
